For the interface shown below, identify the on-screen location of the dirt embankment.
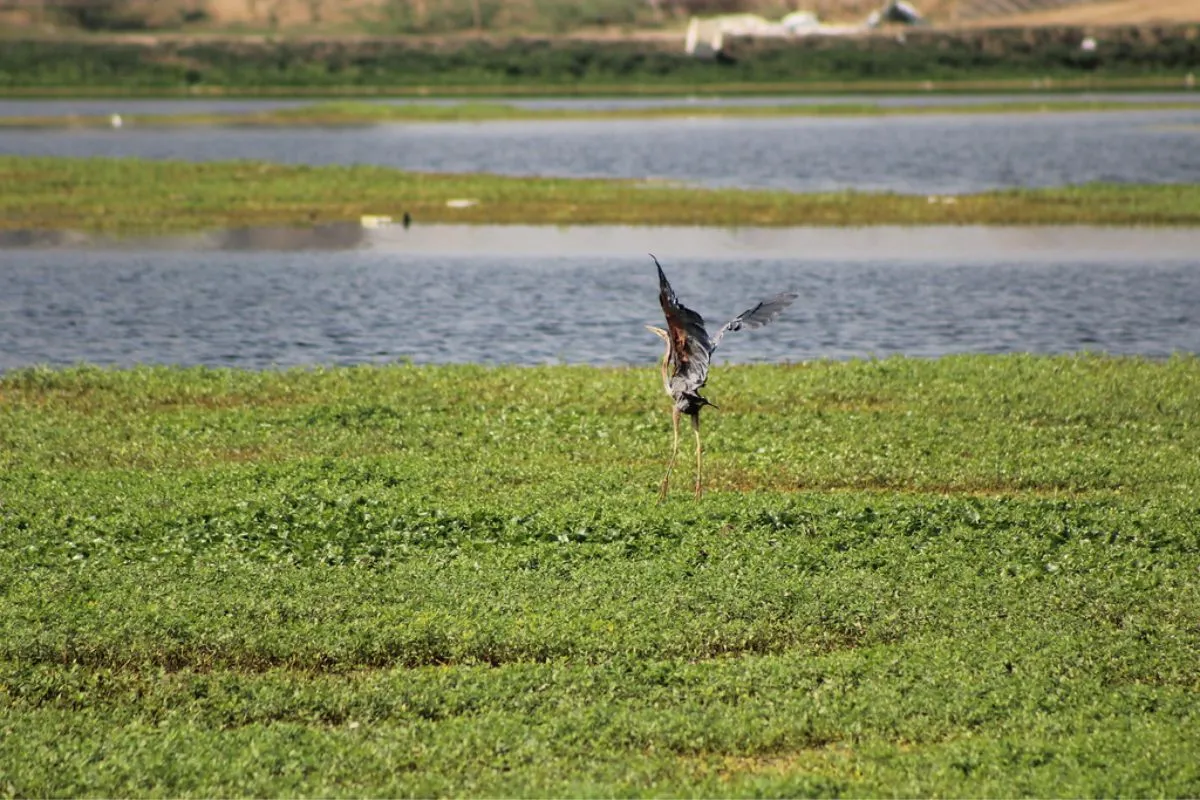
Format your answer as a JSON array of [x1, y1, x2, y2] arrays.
[[6, 0, 1199, 35], [958, 0, 1200, 28]]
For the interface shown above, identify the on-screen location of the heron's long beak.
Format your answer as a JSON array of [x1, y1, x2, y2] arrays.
[[645, 325, 669, 341]]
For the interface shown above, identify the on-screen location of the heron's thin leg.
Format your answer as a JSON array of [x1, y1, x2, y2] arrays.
[[658, 407, 681, 503], [692, 414, 703, 500]]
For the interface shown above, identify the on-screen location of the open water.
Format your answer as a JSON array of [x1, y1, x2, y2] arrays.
[[2, 225, 1197, 370], [2, 107, 1198, 193], [4, 99, 1198, 368]]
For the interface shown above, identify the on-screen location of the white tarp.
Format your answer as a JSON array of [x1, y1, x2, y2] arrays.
[[686, 1, 924, 55]]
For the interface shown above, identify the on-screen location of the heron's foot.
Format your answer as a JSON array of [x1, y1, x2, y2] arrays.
[[657, 477, 670, 504], [694, 482, 703, 500]]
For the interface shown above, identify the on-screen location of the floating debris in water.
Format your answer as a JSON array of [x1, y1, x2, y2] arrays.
[[360, 214, 392, 228]]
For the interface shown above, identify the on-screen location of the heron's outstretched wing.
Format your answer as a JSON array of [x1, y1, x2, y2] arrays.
[[652, 255, 713, 388], [711, 292, 799, 351]]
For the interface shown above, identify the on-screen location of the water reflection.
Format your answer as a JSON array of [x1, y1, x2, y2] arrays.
[[4, 223, 1199, 262], [217, 222, 368, 251]]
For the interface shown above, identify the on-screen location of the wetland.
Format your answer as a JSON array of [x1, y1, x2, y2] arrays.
[[2, 92, 1199, 798], [3, 104, 1199, 194]]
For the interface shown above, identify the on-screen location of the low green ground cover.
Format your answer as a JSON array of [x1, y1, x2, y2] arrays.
[[5, 75, 1195, 98], [5, 156, 1200, 233], [1, 356, 1199, 795], [4, 98, 1196, 128], [3, 32, 1198, 92]]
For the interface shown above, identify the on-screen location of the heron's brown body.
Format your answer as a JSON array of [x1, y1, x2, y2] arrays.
[[647, 256, 798, 501]]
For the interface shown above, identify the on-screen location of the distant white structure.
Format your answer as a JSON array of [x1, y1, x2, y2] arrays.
[[781, 11, 819, 32], [686, 1, 924, 56], [686, 14, 784, 56], [110, 113, 123, 128], [868, 1, 924, 26]]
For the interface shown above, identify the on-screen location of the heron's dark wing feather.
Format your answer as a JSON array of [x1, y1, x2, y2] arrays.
[[653, 255, 713, 392], [711, 292, 799, 351]]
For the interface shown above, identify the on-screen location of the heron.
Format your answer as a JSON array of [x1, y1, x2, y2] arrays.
[[646, 255, 797, 501]]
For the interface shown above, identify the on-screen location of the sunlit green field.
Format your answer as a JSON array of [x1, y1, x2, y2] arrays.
[[6, 76, 1196, 98], [6, 156, 1200, 233], [4, 98, 1196, 128], [2, 356, 1198, 796]]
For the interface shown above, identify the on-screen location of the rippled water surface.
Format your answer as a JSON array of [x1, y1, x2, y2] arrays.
[[3, 226, 1197, 370], [4, 108, 1198, 193]]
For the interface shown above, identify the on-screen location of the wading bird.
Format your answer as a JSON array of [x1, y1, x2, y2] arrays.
[[646, 255, 797, 501]]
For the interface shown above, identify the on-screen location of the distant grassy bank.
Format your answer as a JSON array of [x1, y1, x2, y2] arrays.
[[4, 98, 1198, 128], [2, 357, 1199, 796], [5, 156, 1200, 233], [4, 75, 1198, 98], [3, 25, 1199, 94]]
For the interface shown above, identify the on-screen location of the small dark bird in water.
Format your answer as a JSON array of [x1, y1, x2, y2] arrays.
[[402, 211, 412, 229], [646, 255, 797, 501]]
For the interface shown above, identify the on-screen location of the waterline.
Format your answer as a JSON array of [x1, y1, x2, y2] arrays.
[[4, 223, 1200, 262]]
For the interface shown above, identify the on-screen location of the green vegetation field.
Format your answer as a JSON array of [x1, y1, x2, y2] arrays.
[[5, 98, 1198, 128], [7, 156, 1200, 233], [2, 356, 1199, 795], [3, 30, 1199, 94]]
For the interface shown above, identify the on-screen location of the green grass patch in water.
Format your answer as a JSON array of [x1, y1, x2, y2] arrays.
[[4, 75, 1198, 98], [5, 155, 1200, 233], [4, 98, 1197, 128]]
